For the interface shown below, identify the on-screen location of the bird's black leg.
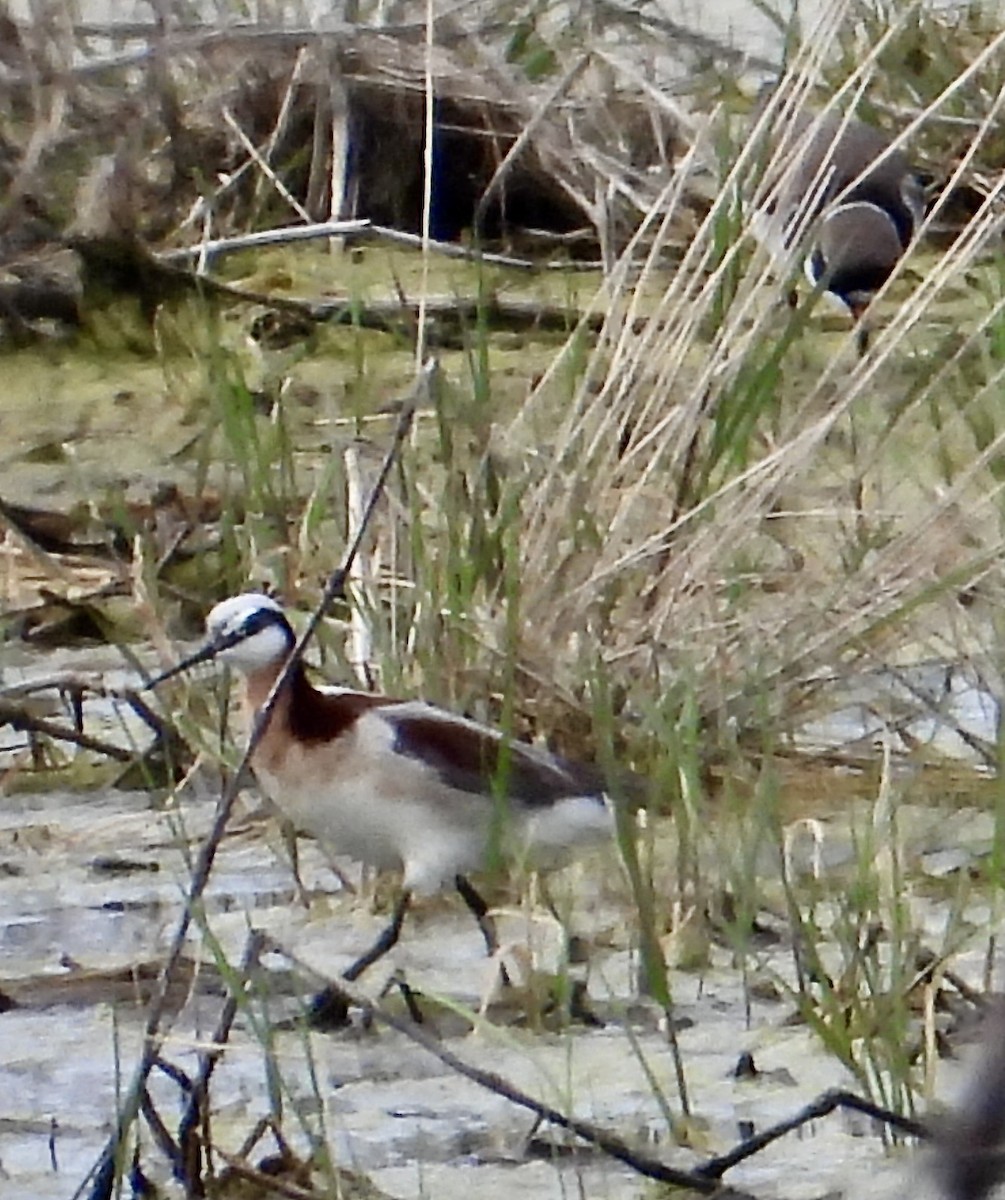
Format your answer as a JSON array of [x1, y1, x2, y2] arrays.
[[343, 890, 412, 982], [307, 891, 412, 1030], [455, 874, 511, 986], [455, 875, 498, 954], [538, 884, 604, 1027]]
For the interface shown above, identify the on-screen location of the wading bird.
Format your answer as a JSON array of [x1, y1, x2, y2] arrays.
[[148, 593, 618, 1021], [750, 99, 925, 349]]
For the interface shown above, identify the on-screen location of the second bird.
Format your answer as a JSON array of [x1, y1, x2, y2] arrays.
[[750, 97, 925, 342]]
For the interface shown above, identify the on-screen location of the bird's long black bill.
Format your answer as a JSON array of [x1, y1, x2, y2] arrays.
[[145, 640, 221, 689]]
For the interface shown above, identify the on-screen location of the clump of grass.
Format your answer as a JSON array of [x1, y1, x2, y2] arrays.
[[412, 0, 1005, 1110], [197, 14, 996, 946], [90, 2, 1005, 1185]]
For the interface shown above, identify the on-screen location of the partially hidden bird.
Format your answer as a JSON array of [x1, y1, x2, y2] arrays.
[[749, 94, 925, 347]]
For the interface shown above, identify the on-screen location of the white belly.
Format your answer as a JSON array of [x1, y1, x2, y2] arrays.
[[254, 756, 490, 894], [252, 707, 613, 895], [254, 763, 613, 896]]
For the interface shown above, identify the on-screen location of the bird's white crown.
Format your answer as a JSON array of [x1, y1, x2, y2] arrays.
[[206, 593, 294, 671]]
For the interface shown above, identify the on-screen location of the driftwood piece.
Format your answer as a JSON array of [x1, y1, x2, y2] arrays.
[[0, 955, 222, 1013], [0, 9, 702, 324]]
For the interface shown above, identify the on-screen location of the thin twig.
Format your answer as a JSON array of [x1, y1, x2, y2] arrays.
[[366, 224, 604, 270], [263, 940, 726, 1194], [367, 224, 544, 268], [157, 219, 371, 264], [694, 1088, 928, 1180], [78, 361, 429, 1200], [177, 930, 267, 1192], [355, 1005, 720, 1188], [157, 219, 590, 272], [277, 937, 930, 1192], [221, 106, 313, 224]]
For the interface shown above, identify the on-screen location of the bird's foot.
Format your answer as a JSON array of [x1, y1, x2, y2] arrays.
[[306, 983, 353, 1031], [564, 978, 605, 1028]]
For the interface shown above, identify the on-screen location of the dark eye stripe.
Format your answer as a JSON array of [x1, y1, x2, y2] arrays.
[[241, 609, 282, 637]]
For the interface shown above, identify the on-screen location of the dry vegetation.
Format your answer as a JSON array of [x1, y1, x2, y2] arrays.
[[1, 0, 1003, 767], [4, 0, 1005, 1197]]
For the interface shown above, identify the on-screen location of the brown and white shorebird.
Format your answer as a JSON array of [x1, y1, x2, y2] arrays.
[[751, 100, 925, 344], [148, 593, 617, 1016]]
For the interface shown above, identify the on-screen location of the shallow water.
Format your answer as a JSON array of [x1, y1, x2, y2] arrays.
[[0, 5, 1001, 1190], [0, 741, 997, 1199], [0, 579, 1000, 1198]]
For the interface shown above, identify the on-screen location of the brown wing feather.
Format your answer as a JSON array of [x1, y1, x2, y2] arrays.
[[282, 667, 624, 808], [388, 711, 606, 806]]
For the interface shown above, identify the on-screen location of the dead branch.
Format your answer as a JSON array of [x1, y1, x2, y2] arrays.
[[70, 229, 608, 347], [156, 218, 370, 263], [159, 219, 584, 271], [0, 697, 136, 762], [80, 361, 428, 1200], [263, 939, 732, 1194], [264, 930, 940, 1194], [694, 1089, 927, 1180]]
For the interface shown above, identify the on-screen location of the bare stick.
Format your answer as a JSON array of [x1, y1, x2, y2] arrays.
[[157, 221, 560, 271], [77, 361, 430, 1200], [275, 937, 930, 1193], [693, 1088, 928, 1180], [157, 220, 370, 263], [0, 699, 136, 762], [222, 106, 313, 224], [177, 930, 267, 1191], [262, 940, 727, 1194]]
